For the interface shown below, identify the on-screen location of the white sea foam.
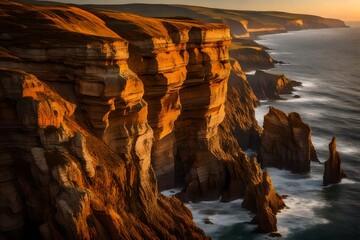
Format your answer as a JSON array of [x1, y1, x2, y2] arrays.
[[246, 70, 257, 75], [266, 167, 330, 238], [269, 51, 293, 55], [186, 199, 256, 238], [286, 95, 334, 103], [176, 166, 333, 239], [295, 80, 317, 88], [312, 136, 330, 150], [161, 188, 181, 197]]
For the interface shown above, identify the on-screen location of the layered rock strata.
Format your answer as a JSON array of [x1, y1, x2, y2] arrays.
[[247, 70, 302, 100], [90, 4, 347, 38], [0, 0, 286, 236], [323, 137, 346, 186], [0, 1, 207, 239], [259, 107, 318, 173]]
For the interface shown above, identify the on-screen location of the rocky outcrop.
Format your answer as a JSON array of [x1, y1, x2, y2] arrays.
[[230, 48, 275, 72], [258, 107, 318, 173], [218, 108, 284, 232], [323, 137, 346, 186], [242, 158, 285, 233], [247, 70, 302, 100]]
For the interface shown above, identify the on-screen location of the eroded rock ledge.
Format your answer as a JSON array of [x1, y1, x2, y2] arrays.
[[247, 70, 301, 100], [0, 0, 284, 238]]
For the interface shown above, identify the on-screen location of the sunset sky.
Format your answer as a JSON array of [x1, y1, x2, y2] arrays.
[[44, 0, 360, 21]]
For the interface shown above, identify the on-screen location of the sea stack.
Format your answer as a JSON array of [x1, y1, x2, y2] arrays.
[[323, 137, 346, 186], [258, 106, 318, 173]]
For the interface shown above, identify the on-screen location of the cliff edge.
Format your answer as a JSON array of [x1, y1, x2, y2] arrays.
[[0, 0, 284, 238]]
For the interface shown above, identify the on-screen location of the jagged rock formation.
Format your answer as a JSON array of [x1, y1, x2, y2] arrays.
[[242, 158, 285, 233], [219, 60, 261, 151], [258, 107, 318, 173], [323, 137, 346, 186], [247, 70, 302, 100], [0, 0, 285, 237]]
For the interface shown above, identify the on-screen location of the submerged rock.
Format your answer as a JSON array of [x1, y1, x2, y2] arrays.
[[323, 137, 346, 186], [259, 107, 318, 173], [247, 70, 301, 100]]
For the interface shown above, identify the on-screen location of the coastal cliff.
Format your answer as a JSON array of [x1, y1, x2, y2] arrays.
[[0, 1, 207, 238], [95, 4, 347, 37], [0, 0, 284, 238]]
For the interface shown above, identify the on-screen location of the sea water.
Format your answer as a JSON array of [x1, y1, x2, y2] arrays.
[[180, 22, 360, 239]]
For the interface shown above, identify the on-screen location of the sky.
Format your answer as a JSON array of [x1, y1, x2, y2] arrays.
[[42, 0, 360, 21]]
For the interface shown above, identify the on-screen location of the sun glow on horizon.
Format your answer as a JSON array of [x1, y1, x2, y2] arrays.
[[43, 0, 360, 21]]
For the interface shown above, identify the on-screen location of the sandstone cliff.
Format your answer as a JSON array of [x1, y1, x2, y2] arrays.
[[91, 4, 347, 38], [323, 137, 346, 186], [259, 107, 318, 173], [247, 70, 301, 100], [0, 0, 284, 237], [0, 1, 207, 239]]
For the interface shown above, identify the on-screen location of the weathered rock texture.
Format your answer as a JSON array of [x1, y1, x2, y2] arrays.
[[259, 107, 318, 173], [0, 1, 207, 239], [323, 137, 346, 186], [0, 0, 285, 236], [247, 70, 302, 100], [220, 60, 261, 151], [242, 158, 285, 233], [229, 48, 275, 72]]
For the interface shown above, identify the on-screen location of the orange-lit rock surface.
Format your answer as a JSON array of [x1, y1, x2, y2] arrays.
[[0, 0, 284, 237], [259, 107, 318, 173], [0, 1, 207, 239]]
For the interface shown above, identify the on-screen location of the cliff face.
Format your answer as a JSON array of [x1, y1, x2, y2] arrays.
[[0, 0, 285, 237], [220, 60, 261, 151], [0, 1, 207, 239], [93, 4, 347, 38]]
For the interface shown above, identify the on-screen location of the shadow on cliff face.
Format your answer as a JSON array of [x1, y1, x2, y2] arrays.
[[0, 2, 208, 239]]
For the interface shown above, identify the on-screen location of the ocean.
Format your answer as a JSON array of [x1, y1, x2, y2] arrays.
[[178, 22, 360, 239]]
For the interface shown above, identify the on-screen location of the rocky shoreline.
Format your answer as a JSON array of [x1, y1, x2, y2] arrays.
[[0, 1, 349, 239]]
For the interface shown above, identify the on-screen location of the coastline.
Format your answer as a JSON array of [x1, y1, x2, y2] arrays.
[[187, 25, 359, 239], [1, 1, 357, 239]]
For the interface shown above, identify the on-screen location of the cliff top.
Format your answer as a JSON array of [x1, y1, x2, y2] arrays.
[[0, 0, 230, 47]]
